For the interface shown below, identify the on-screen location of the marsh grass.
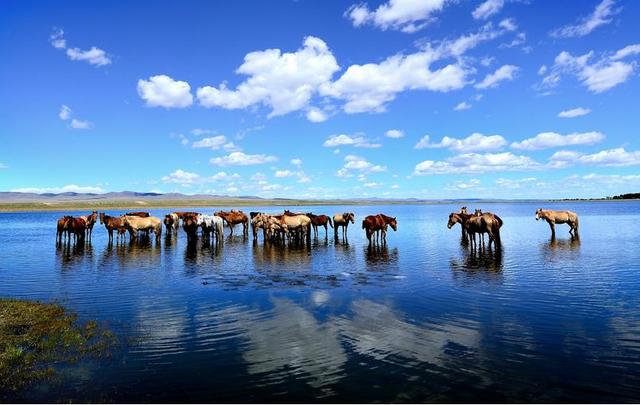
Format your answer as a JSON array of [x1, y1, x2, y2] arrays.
[[0, 298, 116, 394]]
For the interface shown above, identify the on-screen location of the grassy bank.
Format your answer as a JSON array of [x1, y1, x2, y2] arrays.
[[0, 298, 116, 394]]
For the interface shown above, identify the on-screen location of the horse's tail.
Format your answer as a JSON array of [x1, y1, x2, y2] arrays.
[[361, 220, 366, 229], [494, 214, 504, 228], [491, 219, 501, 245], [328, 218, 333, 228], [573, 215, 579, 232]]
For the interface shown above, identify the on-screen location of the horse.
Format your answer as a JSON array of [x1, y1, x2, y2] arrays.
[[164, 213, 179, 237], [99, 212, 125, 243], [122, 215, 162, 242], [449, 212, 500, 250], [56, 215, 72, 244], [306, 213, 333, 239], [182, 214, 199, 243], [125, 211, 150, 217], [362, 214, 397, 245], [333, 212, 355, 241], [473, 209, 504, 245], [278, 214, 311, 244], [78, 211, 98, 241], [196, 214, 224, 244], [67, 217, 87, 244], [215, 210, 249, 237], [536, 208, 579, 237]]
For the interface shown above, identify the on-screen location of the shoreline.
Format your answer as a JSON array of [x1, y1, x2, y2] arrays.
[[0, 197, 637, 213]]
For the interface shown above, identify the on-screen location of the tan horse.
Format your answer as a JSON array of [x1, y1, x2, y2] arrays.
[[215, 210, 249, 237], [278, 214, 311, 243], [333, 212, 355, 240], [122, 215, 162, 241], [164, 213, 179, 236], [535, 208, 579, 237]]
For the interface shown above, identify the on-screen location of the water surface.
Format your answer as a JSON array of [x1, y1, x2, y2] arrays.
[[1, 202, 639, 402]]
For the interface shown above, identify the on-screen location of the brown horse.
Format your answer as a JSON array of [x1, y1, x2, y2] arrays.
[[174, 211, 200, 219], [362, 214, 397, 245], [473, 209, 504, 245], [333, 212, 355, 240], [536, 208, 579, 237], [448, 212, 501, 249], [306, 213, 333, 239], [56, 215, 73, 244], [79, 211, 98, 241], [99, 213, 125, 243], [67, 217, 87, 244], [182, 214, 199, 243], [125, 211, 150, 217], [215, 210, 249, 237]]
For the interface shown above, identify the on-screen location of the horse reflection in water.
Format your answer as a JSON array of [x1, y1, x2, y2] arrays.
[[541, 235, 581, 260], [450, 244, 504, 284], [97, 234, 162, 269]]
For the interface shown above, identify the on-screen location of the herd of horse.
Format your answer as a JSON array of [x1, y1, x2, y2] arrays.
[[54, 207, 579, 250]]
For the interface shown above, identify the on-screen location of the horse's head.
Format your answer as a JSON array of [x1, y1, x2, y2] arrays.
[[306, 212, 314, 217], [535, 208, 543, 220], [447, 213, 459, 229], [99, 212, 105, 224], [389, 217, 398, 231], [460, 206, 468, 215], [474, 209, 483, 216], [346, 213, 355, 224]]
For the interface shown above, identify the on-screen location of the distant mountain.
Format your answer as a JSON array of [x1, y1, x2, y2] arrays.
[[0, 191, 265, 202]]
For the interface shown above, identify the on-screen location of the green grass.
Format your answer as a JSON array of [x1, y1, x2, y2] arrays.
[[0, 298, 116, 394]]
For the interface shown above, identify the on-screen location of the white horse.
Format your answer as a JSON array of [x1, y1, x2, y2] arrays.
[[197, 214, 224, 244]]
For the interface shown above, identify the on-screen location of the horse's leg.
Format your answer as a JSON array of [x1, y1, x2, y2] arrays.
[[548, 220, 555, 237]]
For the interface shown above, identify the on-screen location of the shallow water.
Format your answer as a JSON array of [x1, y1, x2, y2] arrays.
[[1, 202, 640, 402]]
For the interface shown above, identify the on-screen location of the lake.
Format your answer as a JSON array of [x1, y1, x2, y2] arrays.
[[1, 201, 640, 402]]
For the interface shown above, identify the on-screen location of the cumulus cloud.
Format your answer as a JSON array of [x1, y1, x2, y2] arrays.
[[414, 133, 507, 152], [197, 36, 339, 118], [191, 135, 237, 151], [611, 44, 640, 60], [512, 131, 604, 150], [291, 158, 303, 167], [550, 0, 620, 38], [137, 75, 193, 108], [413, 152, 540, 175], [323, 134, 381, 148], [10, 184, 106, 194], [70, 118, 92, 129], [557, 107, 591, 118], [472, 0, 504, 20], [50, 28, 111, 66], [539, 47, 637, 93], [306, 107, 328, 122], [385, 129, 404, 138], [345, 0, 449, 33], [549, 147, 640, 168], [58, 105, 91, 129], [59, 105, 72, 120], [209, 152, 277, 166], [161, 169, 240, 185], [475, 64, 518, 89], [337, 154, 387, 177]]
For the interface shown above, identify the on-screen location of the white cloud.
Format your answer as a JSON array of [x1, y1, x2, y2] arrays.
[[291, 158, 303, 167], [472, 0, 504, 20], [538, 65, 548, 75], [511, 131, 604, 150], [70, 118, 92, 129], [539, 48, 636, 93], [251, 172, 267, 181], [337, 155, 387, 177], [306, 107, 328, 122], [346, 0, 449, 33], [274, 170, 294, 178], [385, 129, 404, 138], [137, 75, 193, 108], [557, 107, 591, 118], [191, 135, 228, 150], [475, 64, 518, 89], [197, 36, 339, 118], [414, 152, 540, 175], [66, 47, 111, 66], [550, 0, 620, 38], [414, 133, 507, 152], [323, 134, 381, 148], [495, 177, 538, 189], [161, 169, 240, 185], [611, 44, 640, 60], [0, 163, 6, 169], [210, 152, 277, 166], [550, 147, 640, 167], [10, 184, 106, 194], [450, 178, 481, 190], [59, 105, 72, 120], [453, 101, 471, 111], [50, 28, 111, 66]]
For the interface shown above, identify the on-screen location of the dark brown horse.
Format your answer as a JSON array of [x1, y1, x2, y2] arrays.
[[99, 213, 124, 243], [182, 214, 199, 243], [56, 215, 72, 244], [448, 212, 501, 250], [125, 211, 150, 217], [215, 210, 249, 237], [174, 211, 200, 219], [67, 217, 87, 244], [80, 211, 98, 241], [362, 214, 397, 245], [305, 213, 333, 239]]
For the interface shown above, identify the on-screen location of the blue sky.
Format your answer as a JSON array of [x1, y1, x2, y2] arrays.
[[1, 0, 639, 199]]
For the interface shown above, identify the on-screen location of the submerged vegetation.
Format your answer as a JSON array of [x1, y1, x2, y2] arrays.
[[0, 298, 116, 394]]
